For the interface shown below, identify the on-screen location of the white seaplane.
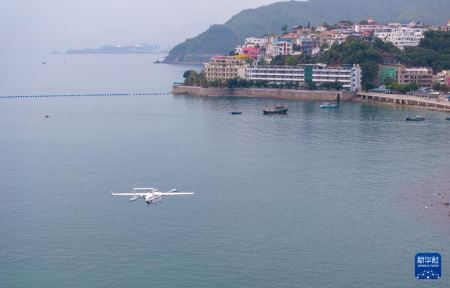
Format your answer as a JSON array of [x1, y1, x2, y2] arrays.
[[111, 188, 194, 205]]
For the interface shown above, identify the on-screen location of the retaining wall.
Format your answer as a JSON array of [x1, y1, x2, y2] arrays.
[[172, 86, 354, 101]]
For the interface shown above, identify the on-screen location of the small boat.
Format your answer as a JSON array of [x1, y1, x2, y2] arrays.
[[446, 117, 450, 121], [320, 102, 338, 109], [44, 114, 50, 118], [406, 116, 425, 121], [230, 111, 242, 115], [263, 105, 288, 114]]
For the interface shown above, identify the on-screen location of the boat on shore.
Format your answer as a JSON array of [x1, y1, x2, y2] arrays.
[[406, 116, 425, 121], [320, 102, 338, 109], [263, 105, 288, 114]]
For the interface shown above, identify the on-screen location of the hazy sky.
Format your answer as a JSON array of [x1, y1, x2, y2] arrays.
[[0, 0, 280, 53]]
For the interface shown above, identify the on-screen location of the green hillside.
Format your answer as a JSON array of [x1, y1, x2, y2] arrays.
[[164, 0, 450, 63]]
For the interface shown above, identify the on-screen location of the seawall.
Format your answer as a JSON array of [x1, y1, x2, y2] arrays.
[[172, 85, 354, 101], [357, 92, 450, 112]]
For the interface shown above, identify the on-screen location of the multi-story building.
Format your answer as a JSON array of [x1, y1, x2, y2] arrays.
[[327, 30, 352, 46], [374, 25, 427, 50], [429, 19, 450, 32], [435, 70, 450, 86], [379, 65, 398, 84], [244, 37, 268, 47], [266, 38, 293, 57], [353, 17, 387, 36], [397, 66, 433, 87], [203, 56, 245, 80], [241, 47, 261, 59], [296, 35, 320, 54], [242, 64, 361, 91]]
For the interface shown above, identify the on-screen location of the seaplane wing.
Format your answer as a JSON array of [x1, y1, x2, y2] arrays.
[[111, 188, 194, 205], [111, 192, 148, 196], [111, 192, 194, 196], [156, 192, 194, 196]]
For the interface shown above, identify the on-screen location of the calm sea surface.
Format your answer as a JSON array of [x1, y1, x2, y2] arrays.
[[1, 54, 450, 287]]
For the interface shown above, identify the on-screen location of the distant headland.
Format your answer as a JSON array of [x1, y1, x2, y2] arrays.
[[66, 44, 168, 55]]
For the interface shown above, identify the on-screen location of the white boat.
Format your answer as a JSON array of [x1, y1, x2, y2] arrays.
[[320, 102, 337, 109]]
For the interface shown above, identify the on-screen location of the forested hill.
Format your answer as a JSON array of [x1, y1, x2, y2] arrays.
[[164, 0, 450, 63]]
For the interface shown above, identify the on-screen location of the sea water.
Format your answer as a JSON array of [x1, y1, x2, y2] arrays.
[[1, 53, 449, 287]]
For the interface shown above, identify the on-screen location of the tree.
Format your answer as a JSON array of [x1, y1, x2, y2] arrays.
[[257, 58, 266, 66], [244, 57, 254, 65], [319, 81, 343, 90], [386, 82, 418, 94], [383, 77, 395, 85], [227, 78, 239, 88], [432, 82, 441, 91], [183, 70, 194, 79], [305, 81, 317, 90], [433, 82, 449, 92], [359, 20, 369, 25], [281, 24, 288, 34], [283, 55, 299, 66], [183, 70, 207, 87], [338, 20, 353, 26], [398, 31, 450, 70]]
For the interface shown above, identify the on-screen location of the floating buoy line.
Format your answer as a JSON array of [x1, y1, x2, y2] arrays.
[[0, 92, 171, 99]]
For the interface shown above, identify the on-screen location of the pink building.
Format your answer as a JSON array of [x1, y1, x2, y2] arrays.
[[242, 47, 260, 59]]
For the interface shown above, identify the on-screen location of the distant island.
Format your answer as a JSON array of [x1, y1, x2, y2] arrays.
[[66, 44, 168, 55]]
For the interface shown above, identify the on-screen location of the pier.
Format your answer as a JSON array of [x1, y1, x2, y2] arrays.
[[356, 92, 450, 111], [0, 92, 170, 99]]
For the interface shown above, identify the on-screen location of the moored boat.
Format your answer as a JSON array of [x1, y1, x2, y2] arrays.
[[230, 111, 242, 115], [406, 116, 425, 121], [263, 105, 288, 114], [320, 102, 338, 109]]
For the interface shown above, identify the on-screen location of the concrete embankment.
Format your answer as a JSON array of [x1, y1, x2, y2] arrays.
[[356, 92, 450, 112], [172, 85, 354, 101]]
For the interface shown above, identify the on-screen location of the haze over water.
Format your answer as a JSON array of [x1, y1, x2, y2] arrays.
[[1, 53, 450, 287]]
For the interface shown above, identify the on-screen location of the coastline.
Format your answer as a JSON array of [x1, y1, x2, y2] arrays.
[[162, 60, 203, 65], [356, 92, 450, 113], [173, 85, 450, 113], [172, 85, 354, 101], [354, 97, 450, 113]]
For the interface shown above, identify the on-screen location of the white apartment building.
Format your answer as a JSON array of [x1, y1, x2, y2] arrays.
[[435, 70, 450, 86], [243, 64, 361, 91], [374, 25, 427, 50], [266, 40, 293, 57], [244, 37, 268, 47]]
